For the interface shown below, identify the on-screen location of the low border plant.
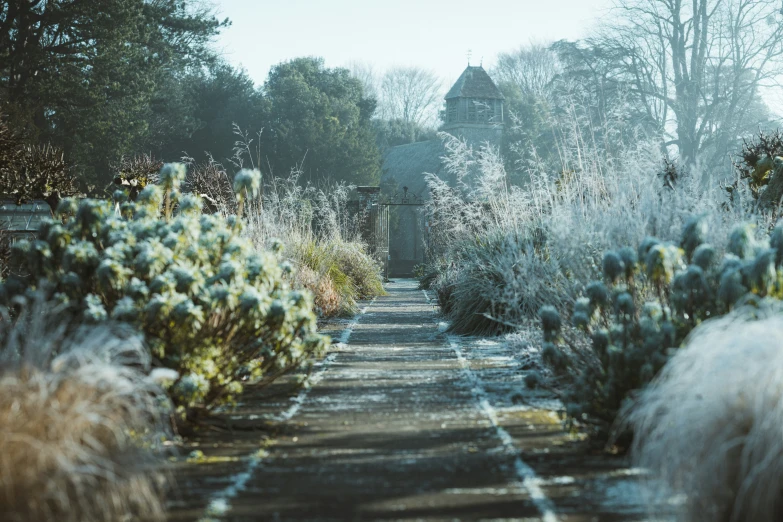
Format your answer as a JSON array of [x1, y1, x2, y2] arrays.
[[629, 302, 783, 522], [546, 215, 783, 438], [1, 164, 328, 421]]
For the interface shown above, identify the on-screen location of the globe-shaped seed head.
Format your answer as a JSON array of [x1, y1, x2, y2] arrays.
[[728, 223, 757, 260], [159, 163, 187, 190], [681, 214, 708, 259], [602, 251, 625, 283], [233, 169, 262, 199], [538, 305, 561, 333], [692, 244, 716, 271]]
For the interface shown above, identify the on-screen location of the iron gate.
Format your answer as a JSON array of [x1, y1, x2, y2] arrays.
[[353, 187, 390, 279], [352, 186, 425, 280]]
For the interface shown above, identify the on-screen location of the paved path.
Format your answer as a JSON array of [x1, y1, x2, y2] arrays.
[[168, 280, 656, 521]]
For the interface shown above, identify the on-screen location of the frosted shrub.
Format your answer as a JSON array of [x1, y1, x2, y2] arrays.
[[629, 304, 783, 522], [1, 164, 328, 420], [112, 153, 164, 201], [0, 112, 78, 211], [730, 129, 783, 209], [554, 215, 783, 436], [441, 229, 570, 335]]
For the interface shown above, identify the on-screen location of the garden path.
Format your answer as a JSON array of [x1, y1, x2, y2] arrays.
[[168, 280, 658, 521]]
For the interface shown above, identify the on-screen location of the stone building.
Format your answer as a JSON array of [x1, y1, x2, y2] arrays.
[[381, 65, 504, 276]]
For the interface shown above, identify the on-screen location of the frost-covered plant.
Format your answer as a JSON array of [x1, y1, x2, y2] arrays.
[[240, 169, 384, 317], [629, 303, 783, 522], [729, 129, 783, 210], [287, 238, 385, 317], [183, 155, 237, 214], [440, 229, 570, 335], [556, 215, 783, 436], [1, 163, 328, 419], [0, 293, 170, 522], [186, 147, 384, 318], [539, 305, 568, 372], [422, 129, 736, 337]]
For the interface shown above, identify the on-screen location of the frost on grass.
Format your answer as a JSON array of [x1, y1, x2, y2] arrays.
[[628, 303, 783, 522], [0, 294, 170, 522], [233, 166, 385, 318], [422, 131, 736, 337]]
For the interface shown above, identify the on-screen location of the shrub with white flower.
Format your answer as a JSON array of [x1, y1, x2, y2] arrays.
[[1, 163, 328, 421]]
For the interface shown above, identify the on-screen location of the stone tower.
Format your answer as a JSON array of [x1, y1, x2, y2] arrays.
[[442, 65, 505, 146]]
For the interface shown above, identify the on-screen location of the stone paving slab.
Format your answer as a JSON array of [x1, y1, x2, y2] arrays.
[[167, 280, 664, 522]]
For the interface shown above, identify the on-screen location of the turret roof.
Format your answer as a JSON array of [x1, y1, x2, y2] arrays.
[[445, 66, 505, 100]]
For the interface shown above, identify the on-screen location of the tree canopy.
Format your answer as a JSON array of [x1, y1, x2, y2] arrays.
[[0, 0, 227, 185], [258, 57, 381, 186]]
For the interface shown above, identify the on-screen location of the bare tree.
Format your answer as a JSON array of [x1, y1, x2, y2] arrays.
[[378, 66, 443, 128], [348, 60, 378, 101], [492, 42, 561, 100], [599, 0, 783, 170]]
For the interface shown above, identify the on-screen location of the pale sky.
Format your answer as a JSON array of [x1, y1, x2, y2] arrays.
[[213, 0, 615, 88]]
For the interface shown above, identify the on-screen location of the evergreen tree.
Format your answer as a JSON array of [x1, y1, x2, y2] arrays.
[[0, 0, 227, 186], [259, 57, 381, 186]]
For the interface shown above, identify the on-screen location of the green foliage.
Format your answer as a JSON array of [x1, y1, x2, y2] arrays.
[[329, 240, 386, 299], [552, 215, 783, 435], [294, 240, 357, 317], [372, 118, 438, 153], [1, 164, 328, 419], [156, 61, 266, 166], [259, 57, 381, 185], [1, 1, 228, 185]]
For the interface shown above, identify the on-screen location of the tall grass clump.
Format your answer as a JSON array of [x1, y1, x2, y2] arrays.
[[234, 168, 385, 318], [0, 294, 170, 522], [629, 303, 783, 522], [222, 128, 385, 316], [1, 163, 327, 421]]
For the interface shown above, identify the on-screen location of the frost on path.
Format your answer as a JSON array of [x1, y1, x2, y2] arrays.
[[171, 280, 657, 522], [446, 335, 558, 522], [196, 303, 374, 521]]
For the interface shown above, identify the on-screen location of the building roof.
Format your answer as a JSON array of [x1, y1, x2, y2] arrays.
[[445, 66, 505, 100], [381, 139, 447, 197]]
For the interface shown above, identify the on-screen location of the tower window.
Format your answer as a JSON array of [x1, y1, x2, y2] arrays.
[[448, 100, 457, 122], [475, 99, 492, 123]]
